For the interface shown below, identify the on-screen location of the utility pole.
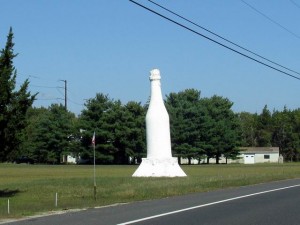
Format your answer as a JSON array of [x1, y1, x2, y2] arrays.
[[59, 80, 67, 110]]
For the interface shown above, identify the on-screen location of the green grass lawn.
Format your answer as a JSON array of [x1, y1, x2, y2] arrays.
[[1, 163, 300, 219]]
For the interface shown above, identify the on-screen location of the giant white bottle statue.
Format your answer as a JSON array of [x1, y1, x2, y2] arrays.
[[146, 69, 172, 159], [132, 69, 186, 177]]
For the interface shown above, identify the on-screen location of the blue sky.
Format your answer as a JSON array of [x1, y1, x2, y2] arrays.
[[1, 0, 300, 115]]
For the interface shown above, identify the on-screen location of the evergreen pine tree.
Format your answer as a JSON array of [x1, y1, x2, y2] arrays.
[[0, 28, 36, 161]]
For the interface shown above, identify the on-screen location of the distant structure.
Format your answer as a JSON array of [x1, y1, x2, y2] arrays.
[[238, 147, 281, 164], [132, 69, 186, 177], [180, 147, 282, 164]]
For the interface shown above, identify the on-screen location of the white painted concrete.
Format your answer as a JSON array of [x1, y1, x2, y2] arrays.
[[132, 69, 186, 177], [145, 69, 172, 159], [132, 157, 186, 177]]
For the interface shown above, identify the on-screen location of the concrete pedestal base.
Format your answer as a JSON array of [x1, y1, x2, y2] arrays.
[[132, 157, 187, 177]]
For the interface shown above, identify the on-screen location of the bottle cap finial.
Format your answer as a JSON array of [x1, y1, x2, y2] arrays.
[[150, 69, 161, 81]]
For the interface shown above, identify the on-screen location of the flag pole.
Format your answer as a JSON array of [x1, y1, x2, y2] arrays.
[[92, 131, 97, 201]]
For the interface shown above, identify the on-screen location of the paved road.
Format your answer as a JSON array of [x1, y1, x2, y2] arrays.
[[2, 178, 300, 225]]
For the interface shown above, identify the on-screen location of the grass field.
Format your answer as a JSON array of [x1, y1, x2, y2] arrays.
[[1, 163, 300, 219]]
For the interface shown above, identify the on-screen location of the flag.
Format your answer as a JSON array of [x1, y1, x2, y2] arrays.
[[92, 131, 95, 145]]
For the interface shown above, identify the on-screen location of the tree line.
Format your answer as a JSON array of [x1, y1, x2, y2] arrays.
[[1, 29, 300, 164]]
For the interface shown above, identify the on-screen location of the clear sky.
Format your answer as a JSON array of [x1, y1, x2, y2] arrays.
[[1, 0, 300, 115]]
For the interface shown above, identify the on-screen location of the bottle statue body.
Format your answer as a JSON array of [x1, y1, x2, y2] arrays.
[[132, 69, 186, 177], [146, 69, 172, 158]]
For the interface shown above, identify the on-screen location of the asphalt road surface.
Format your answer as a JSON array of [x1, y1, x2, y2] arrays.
[[2, 178, 300, 225]]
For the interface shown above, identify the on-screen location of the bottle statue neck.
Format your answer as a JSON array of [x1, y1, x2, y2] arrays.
[[150, 79, 163, 104]]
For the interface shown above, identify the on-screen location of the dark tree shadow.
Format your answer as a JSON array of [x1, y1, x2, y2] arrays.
[[0, 189, 20, 198]]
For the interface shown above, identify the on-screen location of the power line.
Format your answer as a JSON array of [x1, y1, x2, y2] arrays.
[[56, 87, 65, 100], [129, 0, 300, 81], [35, 98, 61, 101], [241, 0, 300, 40], [148, 0, 300, 77], [16, 82, 58, 89], [27, 81, 83, 108], [56, 85, 84, 106], [290, 0, 300, 9], [19, 77, 83, 109], [68, 98, 84, 106], [31, 84, 58, 89], [36, 95, 83, 106]]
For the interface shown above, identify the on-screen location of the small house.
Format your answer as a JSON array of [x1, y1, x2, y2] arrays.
[[180, 147, 282, 164], [238, 147, 281, 164], [61, 154, 77, 164]]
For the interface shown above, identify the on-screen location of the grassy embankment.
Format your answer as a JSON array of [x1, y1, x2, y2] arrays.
[[0, 163, 300, 219]]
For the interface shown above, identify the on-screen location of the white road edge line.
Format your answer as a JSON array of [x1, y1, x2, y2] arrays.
[[117, 184, 300, 225]]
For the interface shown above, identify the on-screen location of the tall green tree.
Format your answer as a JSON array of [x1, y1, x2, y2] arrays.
[[200, 95, 240, 164], [79, 93, 146, 164], [79, 93, 116, 163], [256, 105, 273, 147], [166, 89, 206, 164], [272, 108, 300, 161], [237, 112, 258, 147], [23, 104, 77, 163], [0, 28, 36, 161], [108, 101, 146, 164]]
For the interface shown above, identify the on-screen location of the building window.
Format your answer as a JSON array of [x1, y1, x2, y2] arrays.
[[264, 155, 270, 159]]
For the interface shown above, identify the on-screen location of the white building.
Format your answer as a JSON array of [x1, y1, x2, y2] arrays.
[[237, 147, 281, 164], [180, 147, 282, 164], [61, 154, 77, 164]]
